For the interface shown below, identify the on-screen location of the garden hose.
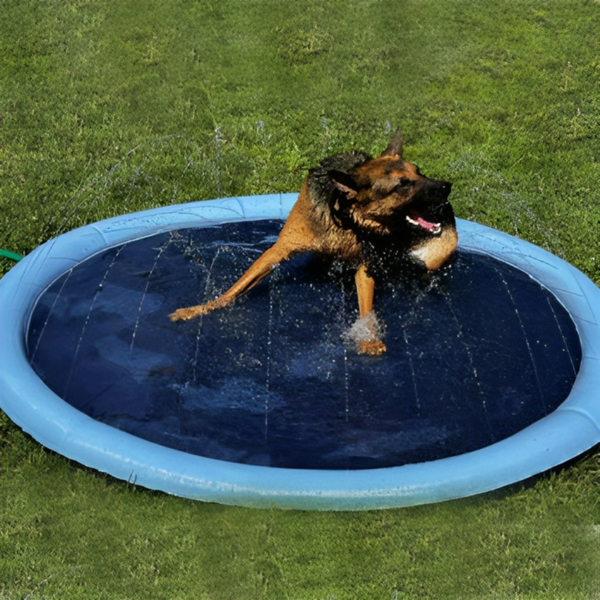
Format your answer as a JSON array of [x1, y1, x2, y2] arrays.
[[0, 249, 23, 262]]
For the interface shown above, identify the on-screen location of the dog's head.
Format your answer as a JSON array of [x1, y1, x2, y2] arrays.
[[328, 129, 455, 247]]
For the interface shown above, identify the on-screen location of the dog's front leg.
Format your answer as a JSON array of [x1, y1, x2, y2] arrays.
[[354, 265, 387, 355], [169, 244, 292, 322]]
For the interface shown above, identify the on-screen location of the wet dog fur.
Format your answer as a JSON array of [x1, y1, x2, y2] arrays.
[[169, 129, 458, 355]]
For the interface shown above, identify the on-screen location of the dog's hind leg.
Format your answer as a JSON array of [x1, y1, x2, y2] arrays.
[[354, 265, 387, 355], [170, 188, 319, 322], [169, 243, 293, 322]]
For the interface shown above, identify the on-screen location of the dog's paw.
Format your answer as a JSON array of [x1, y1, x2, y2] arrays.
[[358, 340, 387, 356], [169, 305, 208, 322], [169, 298, 227, 321]]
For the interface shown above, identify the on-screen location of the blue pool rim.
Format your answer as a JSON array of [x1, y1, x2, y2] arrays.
[[1, 193, 599, 510]]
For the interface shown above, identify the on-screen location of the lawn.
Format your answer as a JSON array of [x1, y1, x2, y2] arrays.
[[1, 0, 599, 598]]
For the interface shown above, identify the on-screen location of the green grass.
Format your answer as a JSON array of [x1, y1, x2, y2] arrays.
[[1, 0, 600, 598]]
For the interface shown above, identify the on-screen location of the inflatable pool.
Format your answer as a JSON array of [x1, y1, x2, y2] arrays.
[[0, 193, 599, 510]]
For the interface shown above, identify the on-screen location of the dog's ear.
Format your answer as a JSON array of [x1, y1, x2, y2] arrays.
[[380, 127, 403, 158], [328, 170, 358, 200]]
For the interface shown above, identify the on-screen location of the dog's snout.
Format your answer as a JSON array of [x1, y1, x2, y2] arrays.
[[432, 180, 452, 202], [435, 180, 452, 196], [418, 178, 452, 201]]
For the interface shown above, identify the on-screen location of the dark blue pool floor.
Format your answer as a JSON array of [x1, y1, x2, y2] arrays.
[[27, 220, 581, 469]]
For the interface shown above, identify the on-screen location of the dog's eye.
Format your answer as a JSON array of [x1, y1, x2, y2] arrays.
[[395, 178, 414, 190]]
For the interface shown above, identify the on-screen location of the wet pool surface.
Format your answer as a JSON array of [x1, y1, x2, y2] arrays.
[[27, 220, 581, 469]]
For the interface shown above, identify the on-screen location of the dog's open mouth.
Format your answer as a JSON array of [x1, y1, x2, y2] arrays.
[[405, 209, 442, 235]]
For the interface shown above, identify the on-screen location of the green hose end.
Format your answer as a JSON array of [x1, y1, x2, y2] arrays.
[[0, 249, 23, 262]]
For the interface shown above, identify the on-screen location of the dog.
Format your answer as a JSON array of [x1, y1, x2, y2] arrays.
[[169, 128, 458, 355]]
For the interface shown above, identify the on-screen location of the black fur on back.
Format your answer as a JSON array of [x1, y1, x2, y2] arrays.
[[307, 151, 371, 222]]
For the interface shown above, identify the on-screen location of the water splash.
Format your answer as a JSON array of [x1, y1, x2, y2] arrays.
[[499, 272, 547, 413], [191, 246, 226, 384], [341, 311, 386, 347], [213, 125, 224, 196], [63, 246, 123, 399], [444, 293, 494, 439], [264, 263, 282, 439], [129, 236, 173, 358], [546, 296, 578, 376], [29, 269, 74, 362], [401, 327, 421, 412]]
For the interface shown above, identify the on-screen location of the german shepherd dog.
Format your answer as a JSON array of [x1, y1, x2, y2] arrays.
[[169, 129, 458, 355]]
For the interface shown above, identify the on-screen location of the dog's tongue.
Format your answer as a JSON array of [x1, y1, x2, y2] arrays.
[[407, 209, 438, 232]]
